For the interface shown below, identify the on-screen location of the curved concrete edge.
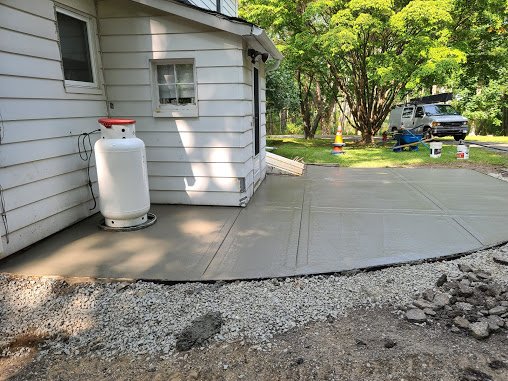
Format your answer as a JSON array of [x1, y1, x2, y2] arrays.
[[4, 239, 504, 286]]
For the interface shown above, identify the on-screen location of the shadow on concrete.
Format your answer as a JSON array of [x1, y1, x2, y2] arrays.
[[1, 167, 508, 282]]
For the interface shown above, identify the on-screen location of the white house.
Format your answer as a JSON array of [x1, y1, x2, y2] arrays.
[[0, 0, 282, 258]]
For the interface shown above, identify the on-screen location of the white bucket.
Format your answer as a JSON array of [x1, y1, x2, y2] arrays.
[[430, 142, 442, 158], [457, 143, 469, 159]]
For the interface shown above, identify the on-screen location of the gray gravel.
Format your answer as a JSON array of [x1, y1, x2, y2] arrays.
[[0, 243, 507, 360]]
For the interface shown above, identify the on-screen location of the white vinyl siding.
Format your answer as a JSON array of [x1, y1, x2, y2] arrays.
[[0, 0, 106, 258], [98, 0, 259, 206], [0, 0, 269, 259]]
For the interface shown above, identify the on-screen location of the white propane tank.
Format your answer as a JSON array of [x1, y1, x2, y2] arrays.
[[95, 118, 150, 228], [456, 141, 469, 160]]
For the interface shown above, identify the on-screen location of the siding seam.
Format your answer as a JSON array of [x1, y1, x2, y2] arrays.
[[0, 3, 56, 22], [0, 26, 58, 43]]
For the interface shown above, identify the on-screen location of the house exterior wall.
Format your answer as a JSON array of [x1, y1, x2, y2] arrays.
[[187, 0, 238, 17], [0, 0, 107, 257], [0, 0, 269, 258], [97, 0, 266, 206]]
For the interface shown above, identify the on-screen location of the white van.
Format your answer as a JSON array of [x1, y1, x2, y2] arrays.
[[389, 103, 469, 141]]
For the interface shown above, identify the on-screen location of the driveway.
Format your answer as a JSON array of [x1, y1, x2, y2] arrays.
[[1, 166, 507, 281]]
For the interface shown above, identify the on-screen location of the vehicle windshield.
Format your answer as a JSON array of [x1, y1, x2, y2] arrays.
[[424, 104, 459, 116]]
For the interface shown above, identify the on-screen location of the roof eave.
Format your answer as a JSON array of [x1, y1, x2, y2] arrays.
[[250, 27, 283, 60], [129, 0, 282, 66]]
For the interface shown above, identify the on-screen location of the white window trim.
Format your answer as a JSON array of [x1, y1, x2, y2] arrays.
[[55, 6, 102, 94], [150, 59, 199, 118]]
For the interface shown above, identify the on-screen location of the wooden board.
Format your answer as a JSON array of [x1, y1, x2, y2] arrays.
[[266, 152, 305, 176]]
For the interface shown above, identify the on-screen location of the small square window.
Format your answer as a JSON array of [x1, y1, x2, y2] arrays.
[[152, 60, 198, 117], [56, 7, 100, 93]]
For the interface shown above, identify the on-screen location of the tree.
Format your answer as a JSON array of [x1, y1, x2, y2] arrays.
[[266, 61, 299, 115], [455, 68, 508, 135], [449, 0, 508, 134], [265, 61, 299, 134], [241, 0, 466, 142], [241, 0, 338, 139], [310, 0, 465, 143]]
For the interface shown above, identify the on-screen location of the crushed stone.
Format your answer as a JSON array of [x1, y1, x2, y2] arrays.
[[0, 243, 507, 360]]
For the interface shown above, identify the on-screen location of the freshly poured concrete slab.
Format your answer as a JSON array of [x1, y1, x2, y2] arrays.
[[248, 174, 306, 208], [455, 216, 508, 246], [1, 167, 507, 281], [202, 205, 302, 280], [392, 168, 508, 215], [298, 211, 482, 275], [303, 170, 441, 211], [0, 205, 240, 281]]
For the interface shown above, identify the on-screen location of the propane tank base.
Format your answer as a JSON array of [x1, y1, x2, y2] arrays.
[[99, 213, 157, 231], [105, 214, 147, 228]]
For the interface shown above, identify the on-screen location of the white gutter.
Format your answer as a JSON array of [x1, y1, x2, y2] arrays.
[[129, 0, 282, 69], [248, 26, 283, 71]]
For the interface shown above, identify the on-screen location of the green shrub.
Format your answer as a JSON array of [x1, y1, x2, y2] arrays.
[[286, 122, 304, 135]]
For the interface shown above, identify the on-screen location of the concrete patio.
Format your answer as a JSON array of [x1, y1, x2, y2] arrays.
[[1, 166, 507, 281]]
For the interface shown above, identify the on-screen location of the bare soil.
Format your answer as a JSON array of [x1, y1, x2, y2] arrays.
[[2, 307, 507, 381]]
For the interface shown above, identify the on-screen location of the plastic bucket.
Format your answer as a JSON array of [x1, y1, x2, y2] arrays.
[[430, 142, 442, 158], [457, 144, 469, 159]]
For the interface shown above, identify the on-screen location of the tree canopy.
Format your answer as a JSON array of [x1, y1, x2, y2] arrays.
[[450, 0, 508, 135], [241, 0, 508, 140]]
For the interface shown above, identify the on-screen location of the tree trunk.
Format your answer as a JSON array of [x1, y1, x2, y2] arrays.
[[503, 100, 508, 136], [298, 70, 314, 139], [301, 101, 312, 138], [266, 111, 273, 135], [321, 103, 335, 136], [361, 129, 375, 144], [280, 108, 288, 133]]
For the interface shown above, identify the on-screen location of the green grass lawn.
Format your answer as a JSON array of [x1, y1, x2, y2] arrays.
[[266, 137, 508, 169]]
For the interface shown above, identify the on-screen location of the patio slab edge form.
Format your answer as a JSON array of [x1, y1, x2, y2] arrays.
[[1, 167, 507, 281]]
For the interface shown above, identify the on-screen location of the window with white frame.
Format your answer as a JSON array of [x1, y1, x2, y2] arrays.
[[56, 7, 99, 91], [152, 60, 198, 117]]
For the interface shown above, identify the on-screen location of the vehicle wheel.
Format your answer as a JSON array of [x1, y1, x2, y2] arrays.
[[423, 128, 432, 140], [454, 134, 466, 141]]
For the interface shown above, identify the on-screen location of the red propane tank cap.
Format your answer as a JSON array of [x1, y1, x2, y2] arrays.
[[98, 118, 136, 128]]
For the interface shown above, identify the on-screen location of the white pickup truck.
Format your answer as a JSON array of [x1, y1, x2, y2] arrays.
[[389, 103, 469, 141]]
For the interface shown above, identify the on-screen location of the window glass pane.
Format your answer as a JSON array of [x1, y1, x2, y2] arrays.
[[159, 85, 177, 104], [402, 108, 414, 117], [177, 84, 195, 104], [56, 12, 93, 83], [157, 64, 175, 84], [155, 62, 196, 108], [176, 64, 194, 83]]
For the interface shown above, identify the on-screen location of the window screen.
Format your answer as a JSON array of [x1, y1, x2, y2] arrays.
[[56, 12, 94, 83], [157, 64, 195, 106]]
